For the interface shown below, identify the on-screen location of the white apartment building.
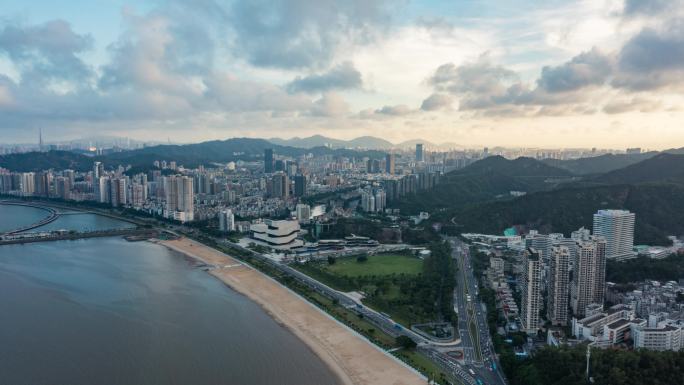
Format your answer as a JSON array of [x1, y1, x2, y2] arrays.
[[218, 209, 235, 232], [593, 209, 635, 261], [164, 175, 194, 222], [633, 322, 684, 351], [521, 248, 543, 334], [572, 236, 607, 318]]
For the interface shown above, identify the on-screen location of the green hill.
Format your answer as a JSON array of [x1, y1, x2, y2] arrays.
[[588, 153, 684, 185], [0, 151, 94, 172], [458, 156, 573, 177], [447, 183, 684, 245], [542, 152, 657, 175], [394, 156, 573, 214]]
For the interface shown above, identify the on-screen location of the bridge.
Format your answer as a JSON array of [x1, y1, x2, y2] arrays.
[[0, 201, 60, 234], [0, 228, 157, 246]]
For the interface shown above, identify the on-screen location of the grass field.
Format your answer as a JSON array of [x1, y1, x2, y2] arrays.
[[323, 253, 423, 277], [294, 253, 435, 326]]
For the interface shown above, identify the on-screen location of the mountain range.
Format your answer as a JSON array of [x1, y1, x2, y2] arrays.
[[268, 135, 461, 150], [405, 153, 684, 245], [0, 138, 386, 172]]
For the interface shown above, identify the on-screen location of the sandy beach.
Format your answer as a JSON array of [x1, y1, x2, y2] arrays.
[[159, 237, 427, 385]]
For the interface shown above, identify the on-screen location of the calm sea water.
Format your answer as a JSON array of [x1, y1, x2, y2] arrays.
[[0, 204, 50, 232], [0, 205, 340, 385]]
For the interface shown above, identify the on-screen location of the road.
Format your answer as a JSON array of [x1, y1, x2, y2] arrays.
[[449, 236, 507, 385], [160, 226, 495, 385]]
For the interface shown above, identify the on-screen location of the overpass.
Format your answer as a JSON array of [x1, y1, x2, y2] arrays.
[[0, 201, 59, 234]]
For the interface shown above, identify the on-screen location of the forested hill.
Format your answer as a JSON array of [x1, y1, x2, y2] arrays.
[[447, 183, 684, 245], [456, 156, 573, 177], [394, 156, 574, 214], [587, 153, 684, 185], [541, 152, 657, 175], [0, 151, 93, 172]]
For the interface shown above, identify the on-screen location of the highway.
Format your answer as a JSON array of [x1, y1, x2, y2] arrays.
[[449, 236, 507, 385]]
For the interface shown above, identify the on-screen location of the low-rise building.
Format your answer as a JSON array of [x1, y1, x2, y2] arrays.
[[250, 219, 303, 249]]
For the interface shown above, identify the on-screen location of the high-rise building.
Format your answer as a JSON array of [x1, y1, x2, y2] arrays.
[[33, 171, 50, 197], [264, 148, 274, 173], [98, 176, 110, 203], [110, 178, 127, 207], [93, 161, 104, 179], [374, 189, 386, 212], [164, 175, 194, 221], [271, 172, 289, 199], [131, 183, 145, 208], [415, 143, 424, 162], [54, 176, 71, 200], [593, 210, 635, 261], [548, 246, 571, 325], [385, 154, 395, 174], [296, 203, 311, 223], [525, 230, 551, 261], [218, 209, 235, 232], [367, 159, 381, 173], [521, 248, 542, 334], [294, 175, 307, 197], [571, 236, 607, 318], [361, 188, 376, 212], [20, 172, 35, 196]]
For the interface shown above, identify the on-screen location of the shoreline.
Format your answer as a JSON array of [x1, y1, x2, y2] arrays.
[[156, 237, 427, 385]]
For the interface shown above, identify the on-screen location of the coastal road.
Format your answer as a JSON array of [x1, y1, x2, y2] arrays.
[[168, 227, 482, 385], [449, 236, 507, 385]]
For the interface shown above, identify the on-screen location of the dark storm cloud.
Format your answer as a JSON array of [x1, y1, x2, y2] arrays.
[[286, 62, 362, 93]]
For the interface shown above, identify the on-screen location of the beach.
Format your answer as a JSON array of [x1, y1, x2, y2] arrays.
[[159, 237, 427, 385]]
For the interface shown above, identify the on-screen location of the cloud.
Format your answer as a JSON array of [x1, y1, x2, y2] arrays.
[[623, 0, 676, 16], [420, 93, 453, 111], [603, 97, 662, 114], [537, 48, 613, 92], [285, 62, 362, 93], [613, 23, 684, 90], [0, 19, 93, 86], [375, 104, 412, 115], [228, 0, 396, 69], [206, 73, 310, 112], [309, 92, 350, 117]]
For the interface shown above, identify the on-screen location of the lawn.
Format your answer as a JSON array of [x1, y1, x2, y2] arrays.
[[323, 253, 423, 277], [293, 253, 436, 326]]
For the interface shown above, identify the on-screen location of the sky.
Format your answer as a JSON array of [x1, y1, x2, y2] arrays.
[[1, 0, 683, 149]]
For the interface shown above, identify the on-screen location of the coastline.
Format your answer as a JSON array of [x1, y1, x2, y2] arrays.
[[157, 237, 427, 385]]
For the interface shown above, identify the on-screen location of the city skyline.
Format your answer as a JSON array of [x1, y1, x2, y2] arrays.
[[1, 1, 684, 149]]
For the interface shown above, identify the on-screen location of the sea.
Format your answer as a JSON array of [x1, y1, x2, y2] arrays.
[[0, 203, 340, 385]]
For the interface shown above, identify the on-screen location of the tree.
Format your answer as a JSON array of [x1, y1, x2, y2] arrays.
[[356, 255, 368, 263], [395, 335, 417, 349], [327, 256, 336, 265]]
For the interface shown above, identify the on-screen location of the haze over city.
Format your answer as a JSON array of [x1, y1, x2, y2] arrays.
[[2, 0, 684, 148]]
